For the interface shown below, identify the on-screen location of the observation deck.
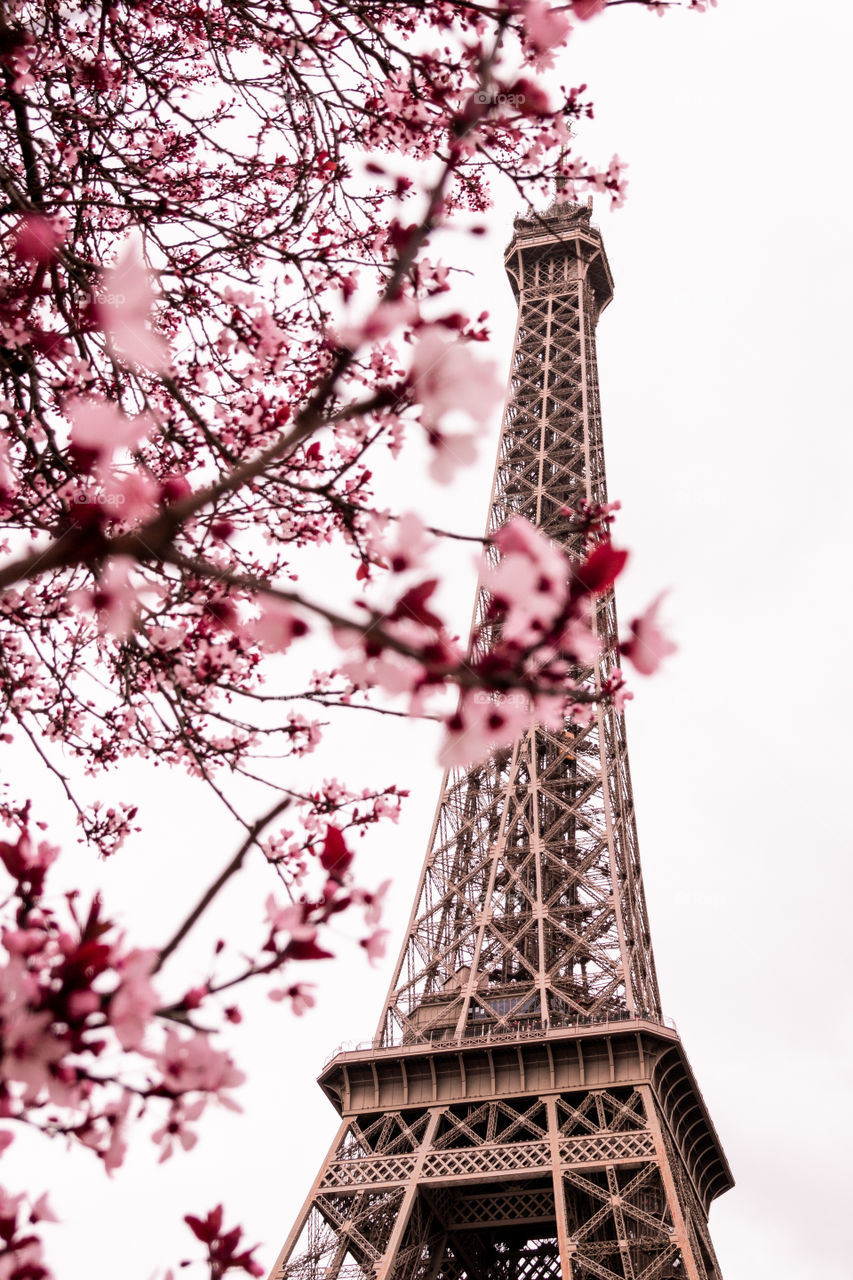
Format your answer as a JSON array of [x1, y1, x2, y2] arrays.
[[318, 1014, 733, 1214]]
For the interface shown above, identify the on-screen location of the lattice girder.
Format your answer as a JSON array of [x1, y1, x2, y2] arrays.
[[378, 207, 661, 1051], [269, 1081, 720, 1280], [267, 200, 731, 1280]]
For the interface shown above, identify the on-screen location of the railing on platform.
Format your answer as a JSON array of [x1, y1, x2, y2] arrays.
[[323, 1009, 678, 1068]]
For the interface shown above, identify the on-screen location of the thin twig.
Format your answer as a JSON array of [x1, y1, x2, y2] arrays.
[[154, 795, 291, 974]]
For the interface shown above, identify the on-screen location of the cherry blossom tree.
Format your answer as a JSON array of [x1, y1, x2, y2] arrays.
[[0, 0, 707, 1274]]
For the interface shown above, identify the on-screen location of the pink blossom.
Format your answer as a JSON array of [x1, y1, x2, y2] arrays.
[[159, 474, 191, 505], [387, 413, 406, 457], [265, 895, 315, 940], [98, 469, 159, 524], [590, 154, 629, 208], [353, 878, 392, 927], [507, 78, 555, 116], [72, 557, 142, 639], [67, 990, 100, 1020], [573, 539, 628, 594], [0, 829, 58, 893], [520, 1, 573, 51], [30, 1192, 59, 1224], [11, 213, 66, 264], [152, 1097, 205, 1163], [148, 624, 184, 651], [340, 651, 422, 698], [408, 328, 502, 433], [67, 398, 152, 471], [251, 599, 308, 652], [269, 983, 317, 1016], [1, 1007, 63, 1100], [620, 593, 677, 675], [439, 691, 533, 768], [183, 1205, 263, 1277], [0, 438, 16, 511], [493, 517, 556, 563], [570, 701, 596, 729], [95, 239, 170, 370], [360, 928, 390, 966], [153, 1027, 245, 1104], [557, 614, 601, 666], [605, 668, 634, 713], [571, 0, 607, 19], [372, 795, 402, 823], [533, 693, 571, 732], [1, 928, 45, 957], [485, 518, 569, 643], [338, 294, 420, 349], [89, 1093, 131, 1175], [0, 1235, 50, 1280], [483, 549, 535, 616], [0, 1188, 25, 1224], [363, 295, 419, 339], [380, 512, 432, 574], [5, 37, 34, 92], [427, 430, 479, 484], [108, 948, 159, 1050], [319, 825, 353, 883]]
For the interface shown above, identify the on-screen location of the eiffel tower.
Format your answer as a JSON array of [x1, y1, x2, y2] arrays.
[[267, 199, 732, 1280]]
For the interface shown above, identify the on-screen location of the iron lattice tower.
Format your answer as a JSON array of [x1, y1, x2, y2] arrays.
[[268, 200, 732, 1280]]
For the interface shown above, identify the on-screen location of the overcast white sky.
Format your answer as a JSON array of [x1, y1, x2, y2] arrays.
[[5, 3, 853, 1278]]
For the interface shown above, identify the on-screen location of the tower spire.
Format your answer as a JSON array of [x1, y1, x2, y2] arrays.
[[374, 202, 658, 1052], [266, 207, 733, 1280]]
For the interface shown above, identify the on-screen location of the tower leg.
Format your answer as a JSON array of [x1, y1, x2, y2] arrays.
[[545, 1096, 575, 1275], [264, 1116, 350, 1280], [374, 1109, 442, 1280], [639, 1083, 703, 1280]]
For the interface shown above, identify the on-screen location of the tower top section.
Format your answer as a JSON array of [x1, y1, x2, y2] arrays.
[[504, 196, 614, 316]]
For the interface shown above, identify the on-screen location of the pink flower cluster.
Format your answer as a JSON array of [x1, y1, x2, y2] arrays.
[[182, 1204, 263, 1278], [0, 824, 243, 1174], [0, 1175, 56, 1280], [0, 828, 158, 1111], [265, 825, 394, 999], [340, 513, 675, 768]]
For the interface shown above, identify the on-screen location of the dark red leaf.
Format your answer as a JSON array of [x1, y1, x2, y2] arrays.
[[574, 542, 628, 594], [389, 579, 443, 630], [319, 826, 353, 880], [184, 1215, 215, 1245], [284, 937, 335, 961]]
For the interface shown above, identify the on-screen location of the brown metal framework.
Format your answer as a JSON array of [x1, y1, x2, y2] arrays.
[[267, 200, 732, 1280]]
